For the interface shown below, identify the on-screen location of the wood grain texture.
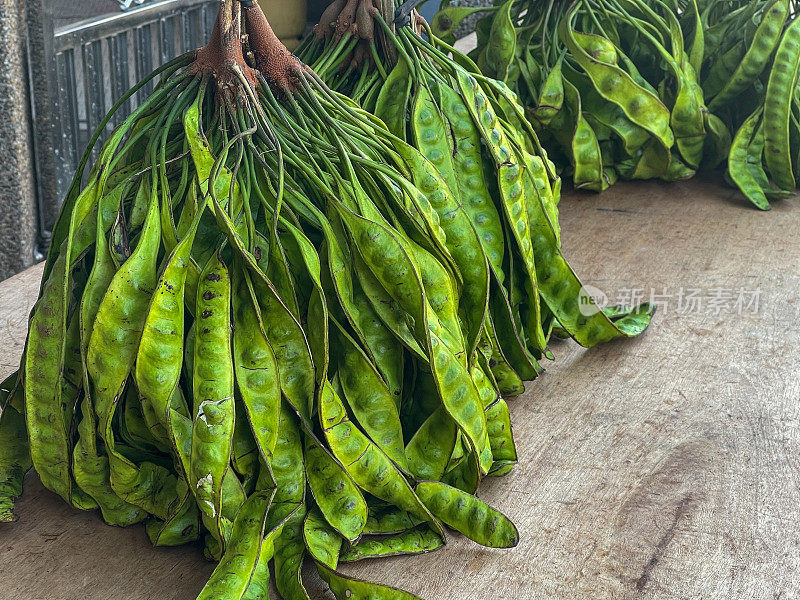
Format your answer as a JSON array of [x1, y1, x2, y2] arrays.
[[1, 177, 799, 599], [0, 262, 41, 376]]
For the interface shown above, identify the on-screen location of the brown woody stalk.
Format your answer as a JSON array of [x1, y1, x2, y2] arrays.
[[243, 2, 306, 94], [192, 0, 258, 91]]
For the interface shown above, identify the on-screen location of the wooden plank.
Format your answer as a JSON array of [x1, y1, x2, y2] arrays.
[[0, 262, 42, 377], [1, 177, 799, 598]]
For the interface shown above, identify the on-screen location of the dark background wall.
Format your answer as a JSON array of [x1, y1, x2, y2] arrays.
[[0, 0, 38, 280], [309, 0, 326, 20]]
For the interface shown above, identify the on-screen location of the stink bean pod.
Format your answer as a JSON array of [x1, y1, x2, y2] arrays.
[[703, 40, 747, 99], [241, 500, 303, 600], [431, 6, 486, 45], [135, 201, 204, 439], [87, 185, 181, 519], [348, 275, 405, 404], [453, 71, 547, 353], [336, 205, 431, 351], [686, 0, 704, 75], [191, 251, 235, 527], [485, 0, 516, 81], [703, 112, 732, 169], [332, 318, 407, 470], [764, 15, 800, 190], [563, 77, 606, 191], [317, 563, 425, 600], [573, 30, 618, 65], [304, 436, 368, 543], [488, 269, 539, 380], [196, 490, 273, 600], [209, 194, 316, 421], [320, 381, 444, 537], [232, 268, 281, 464], [441, 447, 479, 494], [340, 524, 444, 562], [745, 121, 793, 200], [729, 108, 771, 210], [25, 180, 98, 503], [391, 141, 490, 360], [363, 505, 422, 535], [273, 505, 311, 600], [427, 329, 494, 476], [261, 233, 301, 320], [352, 250, 426, 360], [533, 57, 565, 127], [302, 506, 343, 569], [520, 147, 656, 345], [146, 481, 200, 547], [230, 407, 258, 481], [484, 398, 517, 464], [0, 377, 31, 522], [73, 397, 146, 526], [406, 242, 464, 354], [268, 400, 306, 527], [75, 186, 148, 521], [415, 480, 519, 548], [671, 57, 707, 169], [375, 57, 412, 138], [436, 83, 507, 278], [405, 407, 457, 482], [559, 7, 674, 149], [479, 326, 525, 397], [709, 0, 789, 112]]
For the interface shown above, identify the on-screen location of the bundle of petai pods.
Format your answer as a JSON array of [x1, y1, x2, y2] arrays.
[[437, 0, 800, 209], [298, 0, 655, 386], [0, 1, 653, 598]]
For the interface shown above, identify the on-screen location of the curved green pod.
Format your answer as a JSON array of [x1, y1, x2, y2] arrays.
[[320, 381, 444, 537], [708, 0, 789, 112], [405, 407, 457, 482], [363, 505, 423, 536], [317, 563, 425, 600], [415, 480, 519, 548], [302, 506, 343, 569], [332, 317, 407, 470], [559, 6, 674, 150], [190, 251, 235, 528], [764, 15, 800, 190], [485, 0, 516, 81], [232, 271, 281, 465], [305, 436, 368, 544], [729, 108, 771, 210], [196, 490, 273, 600], [0, 376, 31, 523], [340, 525, 444, 563]]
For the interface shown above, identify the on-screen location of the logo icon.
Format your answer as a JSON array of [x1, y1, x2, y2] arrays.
[[578, 285, 608, 317]]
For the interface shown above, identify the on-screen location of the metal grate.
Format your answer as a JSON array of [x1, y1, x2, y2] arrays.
[[47, 0, 217, 202]]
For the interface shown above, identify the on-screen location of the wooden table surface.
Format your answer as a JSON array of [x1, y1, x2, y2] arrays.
[[1, 176, 799, 599]]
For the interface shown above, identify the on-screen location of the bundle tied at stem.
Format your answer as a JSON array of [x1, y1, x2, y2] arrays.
[[312, 0, 400, 68], [192, 0, 258, 91], [243, 2, 307, 94]]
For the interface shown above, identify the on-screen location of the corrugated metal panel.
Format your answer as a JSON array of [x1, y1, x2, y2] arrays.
[[48, 0, 217, 201]]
